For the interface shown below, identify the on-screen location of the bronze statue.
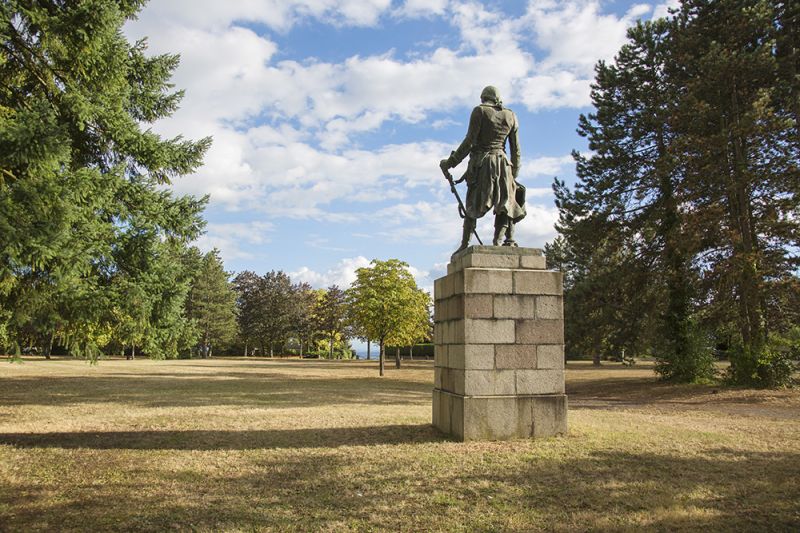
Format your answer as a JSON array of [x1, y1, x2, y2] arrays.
[[440, 86, 526, 253]]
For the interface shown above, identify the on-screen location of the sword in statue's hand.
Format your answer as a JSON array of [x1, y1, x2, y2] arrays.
[[440, 158, 483, 245]]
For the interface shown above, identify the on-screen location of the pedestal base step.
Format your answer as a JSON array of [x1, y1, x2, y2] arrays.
[[432, 389, 567, 441]]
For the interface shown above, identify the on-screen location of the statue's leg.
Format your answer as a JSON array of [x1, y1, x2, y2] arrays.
[[457, 216, 476, 253], [503, 221, 517, 247], [493, 213, 509, 246]]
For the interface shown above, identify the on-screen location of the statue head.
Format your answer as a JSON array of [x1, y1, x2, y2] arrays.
[[480, 85, 502, 105]]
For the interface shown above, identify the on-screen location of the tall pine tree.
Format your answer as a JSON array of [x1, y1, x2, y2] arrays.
[[0, 0, 210, 359], [186, 249, 237, 358], [671, 0, 799, 385]]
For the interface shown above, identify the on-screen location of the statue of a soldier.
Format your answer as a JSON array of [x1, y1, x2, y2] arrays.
[[440, 85, 526, 253]]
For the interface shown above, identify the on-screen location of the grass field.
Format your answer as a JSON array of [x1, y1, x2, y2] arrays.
[[1, 357, 798, 532]]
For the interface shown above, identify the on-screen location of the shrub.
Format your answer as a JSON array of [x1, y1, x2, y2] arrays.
[[726, 332, 798, 389]]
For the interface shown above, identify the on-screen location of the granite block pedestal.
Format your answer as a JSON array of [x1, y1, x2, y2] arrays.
[[432, 246, 568, 441]]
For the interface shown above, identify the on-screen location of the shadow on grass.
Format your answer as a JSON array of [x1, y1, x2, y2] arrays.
[[3, 446, 798, 531], [0, 424, 445, 450], [1, 374, 432, 409], [566, 375, 717, 408]]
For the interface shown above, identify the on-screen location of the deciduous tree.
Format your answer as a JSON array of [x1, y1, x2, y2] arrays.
[[346, 259, 429, 376]]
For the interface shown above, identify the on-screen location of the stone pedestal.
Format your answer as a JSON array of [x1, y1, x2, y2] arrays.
[[432, 246, 567, 441]]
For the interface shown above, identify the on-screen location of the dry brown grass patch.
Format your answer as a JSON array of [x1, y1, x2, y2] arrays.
[[1, 357, 798, 531]]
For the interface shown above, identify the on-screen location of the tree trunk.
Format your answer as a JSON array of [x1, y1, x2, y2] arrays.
[[725, 86, 765, 358], [395, 346, 401, 369], [270, 342, 274, 358], [409, 345, 413, 360], [367, 340, 371, 360], [244, 340, 248, 357], [47, 331, 54, 359], [379, 338, 385, 377], [593, 353, 600, 366], [298, 339, 303, 358], [131, 344, 136, 359], [329, 334, 334, 359]]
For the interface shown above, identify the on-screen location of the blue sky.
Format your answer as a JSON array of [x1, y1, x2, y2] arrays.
[[124, 0, 677, 293]]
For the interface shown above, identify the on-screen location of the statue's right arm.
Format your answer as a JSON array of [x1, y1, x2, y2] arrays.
[[446, 106, 482, 168], [508, 112, 521, 179]]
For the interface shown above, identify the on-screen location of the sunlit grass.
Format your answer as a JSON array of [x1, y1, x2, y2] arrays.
[[1, 358, 798, 531]]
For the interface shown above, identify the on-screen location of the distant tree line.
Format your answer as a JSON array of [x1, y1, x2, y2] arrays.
[[229, 258, 433, 377], [549, 0, 799, 387]]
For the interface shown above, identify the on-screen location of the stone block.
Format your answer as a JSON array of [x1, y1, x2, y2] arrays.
[[448, 344, 494, 370], [447, 257, 462, 275], [464, 294, 493, 318], [495, 344, 537, 369], [442, 274, 453, 299], [513, 270, 563, 295], [476, 398, 519, 440], [462, 396, 489, 440], [434, 277, 445, 301], [447, 344, 464, 369], [433, 299, 444, 322], [531, 396, 568, 437], [434, 344, 447, 367], [536, 345, 564, 369], [434, 367, 442, 389], [435, 295, 464, 322], [464, 269, 513, 294], [516, 319, 564, 344], [450, 271, 464, 296], [450, 393, 464, 439], [463, 253, 520, 269], [432, 388, 441, 428], [536, 295, 563, 319], [494, 294, 535, 319], [452, 296, 465, 321], [520, 255, 547, 269], [441, 367, 465, 395], [441, 321, 455, 344], [515, 369, 565, 395], [463, 318, 515, 344], [464, 369, 515, 395]]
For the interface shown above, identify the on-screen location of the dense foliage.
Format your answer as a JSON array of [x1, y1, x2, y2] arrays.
[[552, 0, 799, 386], [0, 0, 210, 360]]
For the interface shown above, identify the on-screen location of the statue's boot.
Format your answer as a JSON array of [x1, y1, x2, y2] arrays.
[[493, 214, 508, 246], [502, 222, 518, 247], [455, 217, 476, 253]]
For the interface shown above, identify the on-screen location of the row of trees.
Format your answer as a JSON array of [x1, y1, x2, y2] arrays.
[[548, 0, 799, 387], [222, 259, 432, 376]]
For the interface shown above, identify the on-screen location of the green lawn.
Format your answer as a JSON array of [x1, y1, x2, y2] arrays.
[[1, 358, 798, 532]]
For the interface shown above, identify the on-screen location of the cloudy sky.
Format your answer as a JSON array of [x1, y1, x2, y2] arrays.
[[124, 0, 677, 292]]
